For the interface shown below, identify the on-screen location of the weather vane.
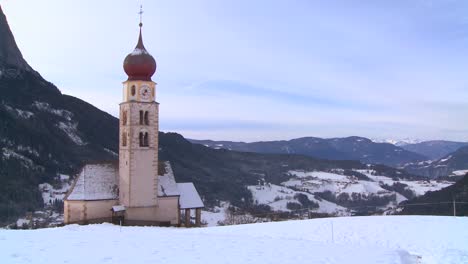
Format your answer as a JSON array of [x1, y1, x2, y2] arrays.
[[138, 5, 144, 26]]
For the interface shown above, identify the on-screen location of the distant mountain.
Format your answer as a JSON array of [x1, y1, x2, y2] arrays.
[[401, 140, 468, 160], [189, 136, 428, 167], [403, 146, 468, 178], [400, 174, 468, 216], [371, 138, 423, 147]]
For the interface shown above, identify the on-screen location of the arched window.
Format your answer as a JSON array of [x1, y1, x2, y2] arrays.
[[131, 85, 136, 96], [139, 110, 143, 125], [139, 132, 144, 146], [144, 132, 149, 146], [144, 111, 149, 125], [139, 132, 149, 147], [122, 132, 127, 146], [122, 111, 127, 125]]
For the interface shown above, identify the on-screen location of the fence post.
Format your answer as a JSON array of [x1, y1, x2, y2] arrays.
[[453, 199, 456, 217]]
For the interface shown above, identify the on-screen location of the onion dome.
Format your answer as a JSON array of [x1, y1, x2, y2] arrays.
[[123, 23, 156, 81]]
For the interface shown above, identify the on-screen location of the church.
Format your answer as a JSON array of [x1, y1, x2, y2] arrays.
[[63, 18, 204, 227]]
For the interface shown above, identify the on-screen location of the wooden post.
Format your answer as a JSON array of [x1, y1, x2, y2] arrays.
[[185, 209, 191, 227], [453, 198, 456, 217], [195, 208, 201, 227]]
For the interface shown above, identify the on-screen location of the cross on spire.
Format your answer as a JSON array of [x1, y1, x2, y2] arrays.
[[138, 5, 144, 27]]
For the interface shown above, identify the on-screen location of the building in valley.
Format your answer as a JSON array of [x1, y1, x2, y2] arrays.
[[63, 16, 204, 227]]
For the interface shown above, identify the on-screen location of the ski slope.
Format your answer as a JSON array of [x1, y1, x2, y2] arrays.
[[1, 216, 467, 264]]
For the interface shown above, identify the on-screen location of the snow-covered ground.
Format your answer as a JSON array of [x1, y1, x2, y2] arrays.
[[1, 216, 466, 264], [247, 169, 454, 215], [201, 202, 230, 226], [357, 170, 453, 196], [248, 184, 349, 215]]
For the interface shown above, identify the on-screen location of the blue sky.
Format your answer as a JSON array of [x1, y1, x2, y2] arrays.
[[2, 0, 468, 142]]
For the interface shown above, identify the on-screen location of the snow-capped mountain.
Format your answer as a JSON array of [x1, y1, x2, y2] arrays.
[[371, 138, 424, 146]]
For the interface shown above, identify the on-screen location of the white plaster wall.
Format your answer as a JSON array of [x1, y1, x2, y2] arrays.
[[64, 199, 118, 224], [125, 197, 179, 225]]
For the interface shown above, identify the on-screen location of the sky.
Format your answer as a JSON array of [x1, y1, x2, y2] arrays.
[[2, 0, 468, 142]]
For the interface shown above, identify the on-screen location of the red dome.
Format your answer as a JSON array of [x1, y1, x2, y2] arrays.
[[123, 24, 156, 81]]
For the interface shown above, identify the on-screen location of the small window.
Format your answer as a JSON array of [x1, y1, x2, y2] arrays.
[[131, 85, 136, 96], [122, 132, 127, 146], [139, 110, 143, 125], [144, 111, 149, 125], [144, 132, 149, 146], [122, 111, 127, 125], [139, 132, 149, 147]]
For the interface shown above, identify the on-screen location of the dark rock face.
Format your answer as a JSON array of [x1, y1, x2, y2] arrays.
[[190, 136, 428, 167]]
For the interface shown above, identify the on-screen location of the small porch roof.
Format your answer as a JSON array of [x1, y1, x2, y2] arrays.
[[177, 183, 204, 209], [112, 205, 126, 212]]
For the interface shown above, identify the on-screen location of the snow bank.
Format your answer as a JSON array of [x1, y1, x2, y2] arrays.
[[1, 216, 466, 264]]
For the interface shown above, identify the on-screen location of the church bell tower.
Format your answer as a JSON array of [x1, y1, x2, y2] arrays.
[[119, 16, 159, 209]]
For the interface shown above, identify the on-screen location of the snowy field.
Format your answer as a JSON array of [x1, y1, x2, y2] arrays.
[[1, 216, 467, 264], [247, 169, 453, 215]]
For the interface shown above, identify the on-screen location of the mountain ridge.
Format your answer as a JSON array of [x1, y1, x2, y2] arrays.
[[189, 136, 428, 167]]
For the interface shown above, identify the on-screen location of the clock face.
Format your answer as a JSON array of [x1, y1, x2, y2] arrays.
[[139, 85, 151, 101]]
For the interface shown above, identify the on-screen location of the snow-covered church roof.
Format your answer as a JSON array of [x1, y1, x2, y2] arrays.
[[65, 161, 204, 209], [158, 162, 180, 196], [66, 162, 119, 201]]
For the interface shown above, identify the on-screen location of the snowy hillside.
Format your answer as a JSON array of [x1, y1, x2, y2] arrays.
[[2, 216, 467, 264], [247, 169, 453, 216]]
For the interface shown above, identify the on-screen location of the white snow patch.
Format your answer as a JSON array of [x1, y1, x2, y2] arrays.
[[2, 148, 34, 167], [57, 121, 86, 145], [15, 218, 30, 227], [33, 101, 73, 120], [3, 104, 34, 119], [201, 202, 229, 227], [440, 155, 452, 163], [130, 48, 149, 55], [39, 181, 71, 205], [451, 170, 468, 176], [103, 148, 118, 157]]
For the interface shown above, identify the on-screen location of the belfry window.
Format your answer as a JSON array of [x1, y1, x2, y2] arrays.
[[122, 132, 127, 146], [139, 110, 143, 125], [144, 111, 149, 125], [122, 111, 127, 125], [131, 85, 136, 96], [139, 132, 149, 147], [144, 132, 149, 146]]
